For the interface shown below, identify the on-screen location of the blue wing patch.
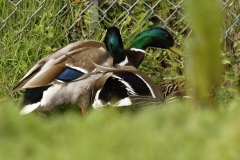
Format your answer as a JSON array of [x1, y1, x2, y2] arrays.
[[57, 68, 83, 82]]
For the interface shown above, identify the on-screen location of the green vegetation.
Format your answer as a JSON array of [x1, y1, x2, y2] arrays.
[[1, 99, 240, 159], [0, 0, 240, 159], [185, 0, 222, 108]]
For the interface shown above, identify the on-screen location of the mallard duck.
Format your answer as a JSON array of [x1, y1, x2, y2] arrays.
[[10, 27, 134, 115], [93, 78, 190, 109], [91, 62, 165, 109], [91, 27, 184, 109], [11, 40, 110, 115]]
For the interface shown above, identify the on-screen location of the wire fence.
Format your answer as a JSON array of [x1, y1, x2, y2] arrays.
[[0, 0, 239, 45], [0, 0, 239, 99]]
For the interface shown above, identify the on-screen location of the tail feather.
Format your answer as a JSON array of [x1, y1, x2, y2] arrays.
[[20, 102, 41, 115], [129, 95, 163, 109]]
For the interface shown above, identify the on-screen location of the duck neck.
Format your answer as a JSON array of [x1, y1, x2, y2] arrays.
[[105, 28, 127, 65], [109, 44, 127, 65]]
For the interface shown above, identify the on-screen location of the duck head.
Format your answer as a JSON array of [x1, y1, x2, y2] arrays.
[[130, 27, 183, 56], [126, 27, 184, 68]]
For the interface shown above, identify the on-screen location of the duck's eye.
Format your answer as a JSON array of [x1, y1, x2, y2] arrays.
[[165, 34, 169, 38]]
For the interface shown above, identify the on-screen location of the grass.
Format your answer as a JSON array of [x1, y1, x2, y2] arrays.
[[1, 99, 240, 160], [0, 0, 240, 159]]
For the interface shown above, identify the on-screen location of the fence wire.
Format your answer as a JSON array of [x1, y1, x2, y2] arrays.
[[0, 0, 239, 43]]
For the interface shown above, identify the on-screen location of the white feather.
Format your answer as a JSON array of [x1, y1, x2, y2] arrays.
[[20, 102, 41, 115], [92, 89, 107, 109], [92, 97, 132, 109], [111, 75, 136, 95], [114, 97, 132, 107], [118, 56, 129, 66], [92, 100, 107, 109], [183, 96, 191, 98], [65, 65, 88, 74], [130, 48, 145, 53]]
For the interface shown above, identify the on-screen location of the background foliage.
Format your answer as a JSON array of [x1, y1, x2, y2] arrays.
[[1, 0, 238, 100]]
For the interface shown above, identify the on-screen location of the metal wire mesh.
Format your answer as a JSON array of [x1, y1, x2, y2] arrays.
[[0, 0, 239, 43]]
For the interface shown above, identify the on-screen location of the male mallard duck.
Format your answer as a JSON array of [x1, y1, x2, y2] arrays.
[[91, 63, 165, 109], [91, 27, 184, 109], [93, 78, 190, 109]]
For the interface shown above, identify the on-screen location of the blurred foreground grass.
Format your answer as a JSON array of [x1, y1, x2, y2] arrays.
[[1, 99, 240, 159]]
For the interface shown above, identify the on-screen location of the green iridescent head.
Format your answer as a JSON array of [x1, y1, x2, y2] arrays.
[[130, 27, 183, 56]]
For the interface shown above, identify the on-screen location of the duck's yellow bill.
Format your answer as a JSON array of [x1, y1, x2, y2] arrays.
[[170, 44, 184, 57]]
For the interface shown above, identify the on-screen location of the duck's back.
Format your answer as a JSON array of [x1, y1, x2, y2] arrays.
[[11, 40, 113, 93]]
